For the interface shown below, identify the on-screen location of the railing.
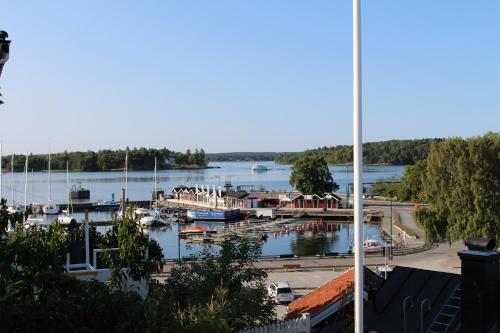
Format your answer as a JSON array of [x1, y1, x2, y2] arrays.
[[238, 313, 310, 333]]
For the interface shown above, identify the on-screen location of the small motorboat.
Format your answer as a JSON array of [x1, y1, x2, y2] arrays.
[[251, 164, 268, 172], [178, 226, 216, 237], [138, 209, 171, 227], [363, 239, 384, 253], [93, 200, 120, 210]]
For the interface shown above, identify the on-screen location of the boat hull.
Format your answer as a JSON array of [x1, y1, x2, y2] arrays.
[[43, 205, 60, 215], [187, 209, 240, 221]]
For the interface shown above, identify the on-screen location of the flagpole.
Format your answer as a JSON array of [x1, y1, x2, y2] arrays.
[[353, 0, 364, 332]]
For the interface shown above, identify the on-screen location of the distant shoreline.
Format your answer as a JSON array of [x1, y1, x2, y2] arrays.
[[0, 165, 220, 173]]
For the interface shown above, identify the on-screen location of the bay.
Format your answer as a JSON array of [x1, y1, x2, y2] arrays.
[[1, 161, 404, 259]]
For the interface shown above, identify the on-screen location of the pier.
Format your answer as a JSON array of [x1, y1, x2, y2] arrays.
[[160, 198, 384, 222]]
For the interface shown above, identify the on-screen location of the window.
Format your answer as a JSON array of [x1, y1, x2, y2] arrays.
[[313, 199, 318, 208], [277, 288, 292, 294]]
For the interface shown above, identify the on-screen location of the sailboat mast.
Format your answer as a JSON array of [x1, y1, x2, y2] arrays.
[[154, 157, 157, 208], [24, 155, 28, 208], [30, 169, 34, 205], [66, 161, 69, 205], [48, 150, 52, 203], [10, 153, 14, 206], [125, 150, 128, 201], [66, 161, 73, 214]]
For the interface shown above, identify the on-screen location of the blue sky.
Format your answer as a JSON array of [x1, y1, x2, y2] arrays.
[[0, 0, 499, 154]]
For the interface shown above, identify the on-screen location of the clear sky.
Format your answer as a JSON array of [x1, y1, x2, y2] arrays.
[[0, 0, 499, 154]]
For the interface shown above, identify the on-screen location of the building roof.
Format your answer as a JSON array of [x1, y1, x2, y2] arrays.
[[285, 192, 343, 201], [364, 266, 462, 333], [223, 191, 249, 199], [287, 268, 356, 320]]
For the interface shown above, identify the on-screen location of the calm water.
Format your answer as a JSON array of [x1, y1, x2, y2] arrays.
[[0, 161, 404, 204], [2, 161, 402, 259]]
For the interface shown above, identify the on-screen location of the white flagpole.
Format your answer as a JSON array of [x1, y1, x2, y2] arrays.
[[353, 0, 364, 332]]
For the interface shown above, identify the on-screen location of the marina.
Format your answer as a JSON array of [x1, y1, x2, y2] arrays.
[[2, 161, 399, 259]]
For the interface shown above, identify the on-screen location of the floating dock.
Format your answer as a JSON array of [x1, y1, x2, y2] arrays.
[[187, 209, 241, 221]]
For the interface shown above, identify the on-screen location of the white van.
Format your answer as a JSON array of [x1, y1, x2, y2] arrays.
[[267, 282, 294, 304]]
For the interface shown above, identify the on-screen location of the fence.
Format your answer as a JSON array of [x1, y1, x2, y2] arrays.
[[238, 313, 310, 333], [391, 208, 417, 244]]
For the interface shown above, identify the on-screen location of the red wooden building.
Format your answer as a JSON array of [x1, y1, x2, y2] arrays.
[[280, 193, 342, 209]]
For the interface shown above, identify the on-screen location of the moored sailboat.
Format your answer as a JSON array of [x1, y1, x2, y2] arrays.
[[42, 147, 59, 215]]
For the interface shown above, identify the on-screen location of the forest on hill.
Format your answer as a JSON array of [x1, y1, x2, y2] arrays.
[[206, 152, 285, 162], [275, 138, 443, 165], [1, 147, 208, 172]]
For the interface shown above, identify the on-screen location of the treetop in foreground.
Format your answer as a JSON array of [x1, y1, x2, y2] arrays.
[[414, 132, 499, 244]]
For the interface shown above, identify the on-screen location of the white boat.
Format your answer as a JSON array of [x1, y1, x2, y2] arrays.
[[24, 216, 50, 228], [138, 158, 171, 227], [57, 214, 77, 225], [117, 150, 129, 219], [135, 207, 150, 216], [6, 154, 20, 213], [43, 147, 59, 215], [7, 205, 25, 214], [43, 203, 59, 215], [363, 239, 384, 253], [57, 162, 76, 225], [251, 164, 268, 172], [138, 207, 170, 227]]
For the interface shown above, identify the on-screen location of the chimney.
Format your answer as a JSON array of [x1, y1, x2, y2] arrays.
[[458, 237, 500, 333]]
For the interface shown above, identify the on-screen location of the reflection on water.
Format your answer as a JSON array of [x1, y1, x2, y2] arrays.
[[288, 223, 381, 256], [24, 209, 383, 259], [290, 230, 339, 256], [148, 221, 382, 260]]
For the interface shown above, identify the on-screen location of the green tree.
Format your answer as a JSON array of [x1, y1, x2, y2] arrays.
[[418, 133, 500, 243], [369, 178, 400, 198], [103, 207, 164, 287], [398, 159, 427, 201], [0, 202, 234, 332], [289, 155, 339, 194], [167, 237, 276, 331]]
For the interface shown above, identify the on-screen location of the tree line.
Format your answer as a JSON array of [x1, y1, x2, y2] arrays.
[[206, 152, 285, 162], [276, 138, 443, 165], [0, 147, 208, 172], [370, 133, 499, 244]]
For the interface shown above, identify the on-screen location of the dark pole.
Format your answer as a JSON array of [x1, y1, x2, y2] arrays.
[[121, 188, 126, 219], [390, 199, 393, 259], [177, 224, 181, 262]]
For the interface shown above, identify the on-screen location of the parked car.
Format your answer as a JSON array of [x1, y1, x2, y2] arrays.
[[267, 282, 294, 304]]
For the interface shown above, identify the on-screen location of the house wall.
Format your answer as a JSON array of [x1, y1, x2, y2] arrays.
[[292, 199, 338, 209]]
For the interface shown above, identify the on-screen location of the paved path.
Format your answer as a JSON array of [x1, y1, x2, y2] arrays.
[[160, 242, 464, 275]]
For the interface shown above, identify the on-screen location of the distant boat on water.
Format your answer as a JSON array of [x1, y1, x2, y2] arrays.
[[93, 199, 120, 210], [251, 164, 268, 172]]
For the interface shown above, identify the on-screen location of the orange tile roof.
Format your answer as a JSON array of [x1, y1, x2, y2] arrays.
[[287, 268, 355, 319]]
